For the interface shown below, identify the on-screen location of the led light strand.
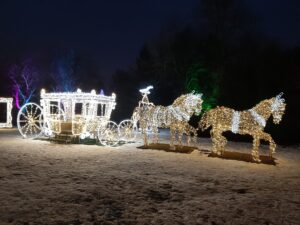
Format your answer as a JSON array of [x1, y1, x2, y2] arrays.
[[17, 89, 118, 143], [0, 97, 13, 128], [231, 111, 240, 133], [249, 109, 266, 127], [133, 86, 203, 149], [199, 93, 286, 162]]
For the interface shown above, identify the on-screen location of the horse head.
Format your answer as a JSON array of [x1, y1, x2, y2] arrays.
[[172, 93, 203, 118], [271, 92, 286, 124]]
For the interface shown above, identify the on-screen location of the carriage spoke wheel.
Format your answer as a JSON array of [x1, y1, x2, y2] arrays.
[[118, 119, 138, 142], [98, 121, 119, 146], [17, 103, 44, 139]]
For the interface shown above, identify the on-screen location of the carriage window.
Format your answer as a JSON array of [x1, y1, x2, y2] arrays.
[[75, 103, 83, 115], [0, 103, 7, 123], [50, 101, 59, 114], [97, 104, 106, 116]]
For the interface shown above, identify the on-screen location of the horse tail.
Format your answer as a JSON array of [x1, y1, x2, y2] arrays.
[[199, 110, 213, 131]]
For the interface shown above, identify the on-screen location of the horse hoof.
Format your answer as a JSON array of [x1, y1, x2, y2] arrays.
[[252, 157, 261, 163]]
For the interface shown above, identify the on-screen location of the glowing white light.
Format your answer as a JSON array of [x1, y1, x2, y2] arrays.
[[17, 89, 122, 146], [249, 109, 266, 127], [231, 111, 240, 133], [199, 94, 286, 162], [0, 97, 13, 128], [139, 85, 153, 95], [133, 86, 203, 148], [271, 92, 285, 112]]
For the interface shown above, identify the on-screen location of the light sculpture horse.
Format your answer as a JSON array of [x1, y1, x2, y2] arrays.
[[133, 90, 203, 149], [199, 93, 286, 162]]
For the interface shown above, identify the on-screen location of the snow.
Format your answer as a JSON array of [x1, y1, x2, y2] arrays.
[[0, 128, 299, 224]]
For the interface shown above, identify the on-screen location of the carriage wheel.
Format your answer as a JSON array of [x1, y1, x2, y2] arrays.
[[118, 119, 138, 142], [17, 103, 44, 139], [97, 121, 119, 147]]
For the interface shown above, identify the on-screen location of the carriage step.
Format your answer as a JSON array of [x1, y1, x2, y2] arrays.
[[50, 134, 76, 144]]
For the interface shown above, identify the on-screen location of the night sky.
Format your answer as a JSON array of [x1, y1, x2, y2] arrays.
[[0, 0, 299, 77]]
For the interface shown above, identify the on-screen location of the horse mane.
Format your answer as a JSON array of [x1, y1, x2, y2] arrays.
[[172, 94, 188, 107], [172, 93, 202, 107]]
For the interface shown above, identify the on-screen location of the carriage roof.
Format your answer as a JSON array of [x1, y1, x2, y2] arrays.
[[40, 89, 116, 105]]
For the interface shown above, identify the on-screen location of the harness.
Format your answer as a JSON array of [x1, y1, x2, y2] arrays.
[[249, 109, 266, 127], [231, 111, 240, 133]]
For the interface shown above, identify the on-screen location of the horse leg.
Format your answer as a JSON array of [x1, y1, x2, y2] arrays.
[[170, 128, 176, 150], [142, 131, 148, 146], [211, 128, 226, 155], [210, 129, 218, 154], [188, 127, 197, 147], [186, 129, 191, 146], [260, 132, 276, 158], [252, 135, 261, 162], [192, 130, 198, 148], [141, 122, 149, 146], [218, 131, 227, 156], [178, 129, 183, 148], [152, 126, 159, 144], [142, 128, 148, 146], [211, 129, 225, 156]]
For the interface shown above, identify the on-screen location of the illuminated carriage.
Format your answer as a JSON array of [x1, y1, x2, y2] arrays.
[[17, 89, 137, 146]]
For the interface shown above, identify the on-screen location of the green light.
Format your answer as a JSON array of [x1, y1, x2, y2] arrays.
[[185, 63, 219, 111]]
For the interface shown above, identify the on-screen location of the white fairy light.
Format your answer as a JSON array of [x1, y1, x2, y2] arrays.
[[231, 111, 240, 133], [0, 97, 13, 128], [249, 109, 266, 127], [133, 86, 203, 148], [17, 89, 124, 145], [271, 92, 285, 112], [199, 93, 286, 162], [40, 89, 117, 136]]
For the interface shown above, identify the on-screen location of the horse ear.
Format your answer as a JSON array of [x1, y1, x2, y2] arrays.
[[277, 92, 284, 98]]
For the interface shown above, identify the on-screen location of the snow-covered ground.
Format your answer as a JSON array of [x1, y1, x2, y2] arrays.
[[0, 128, 299, 225]]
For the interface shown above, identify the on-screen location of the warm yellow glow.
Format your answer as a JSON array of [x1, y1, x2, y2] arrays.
[[133, 87, 203, 149], [199, 93, 286, 162], [17, 89, 118, 145]]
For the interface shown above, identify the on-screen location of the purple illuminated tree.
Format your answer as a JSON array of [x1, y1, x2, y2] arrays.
[[9, 59, 38, 109]]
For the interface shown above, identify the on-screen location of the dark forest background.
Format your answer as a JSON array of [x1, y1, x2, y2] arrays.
[[0, 0, 299, 144]]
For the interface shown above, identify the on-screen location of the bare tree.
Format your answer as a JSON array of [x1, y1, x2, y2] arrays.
[[9, 59, 38, 109]]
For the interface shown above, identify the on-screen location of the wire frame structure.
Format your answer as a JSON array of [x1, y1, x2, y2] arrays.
[[199, 93, 286, 162], [132, 86, 203, 149], [0, 97, 13, 128], [17, 89, 133, 146]]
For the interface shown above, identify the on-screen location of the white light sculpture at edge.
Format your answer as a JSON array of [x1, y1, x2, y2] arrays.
[[0, 97, 13, 128]]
